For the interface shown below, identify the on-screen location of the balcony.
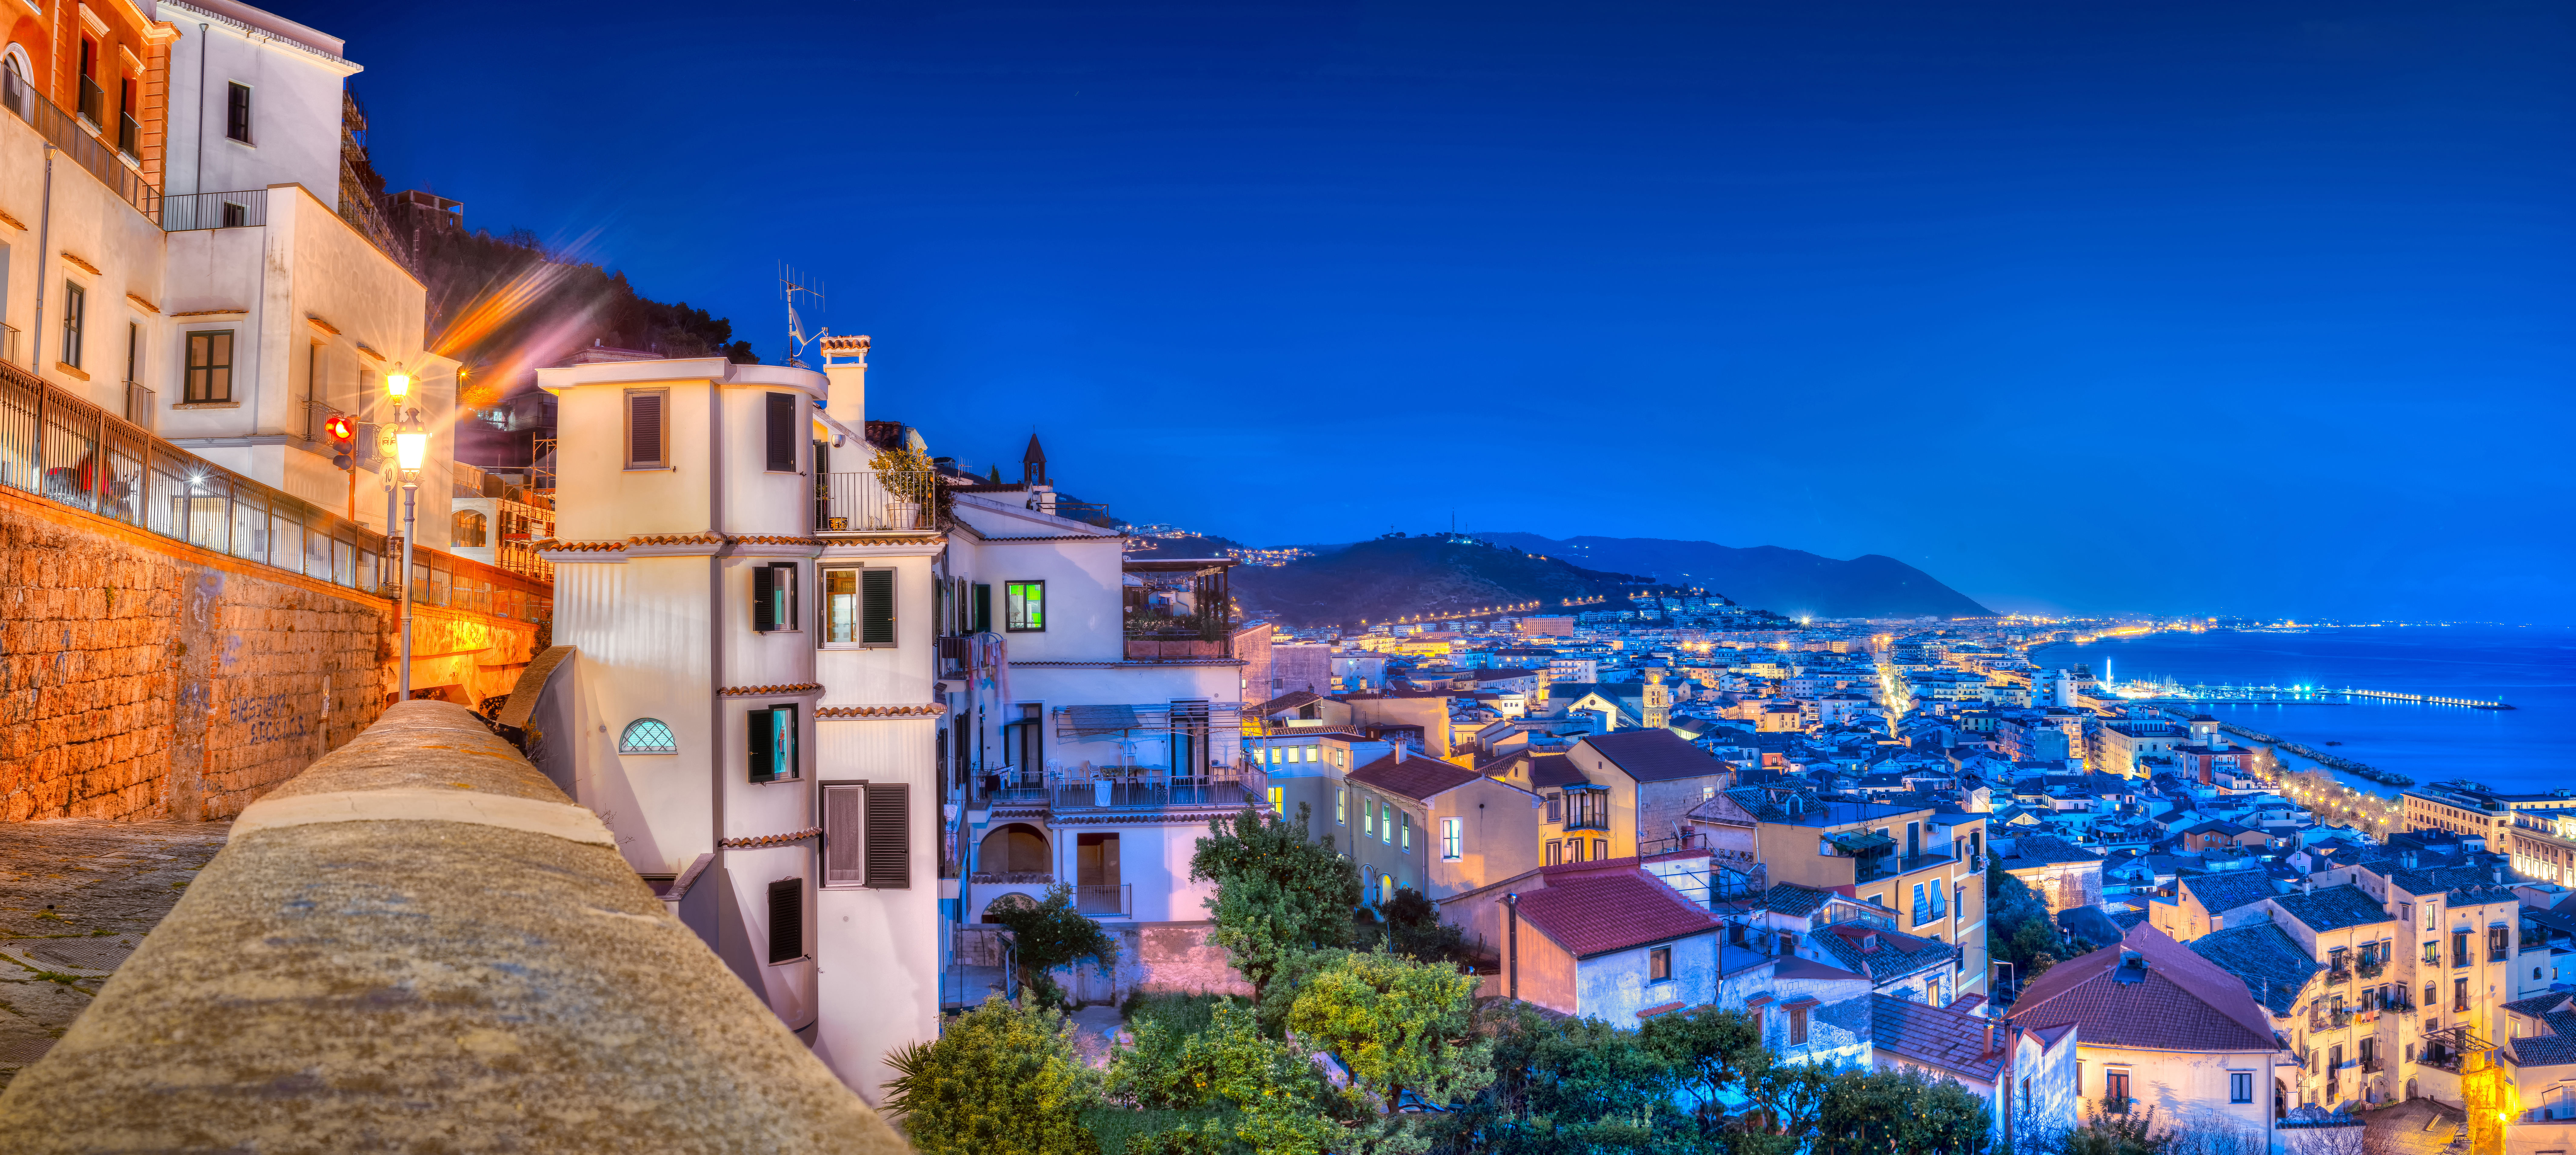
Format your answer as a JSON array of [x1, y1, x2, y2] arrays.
[[2357, 955, 2385, 979], [2326, 967, 2351, 986], [0, 68, 158, 223], [2361, 1057, 2383, 1074], [814, 470, 938, 532], [1077, 884, 1133, 917], [164, 189, 268, 232], [76, 75, 101, 126], [1028, 763, 1266, 812], [117, 111, 136, 158], [1123, 558, 1232, 661]]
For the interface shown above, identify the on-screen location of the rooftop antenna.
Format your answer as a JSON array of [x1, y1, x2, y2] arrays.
[[779, 262, 827, 368]]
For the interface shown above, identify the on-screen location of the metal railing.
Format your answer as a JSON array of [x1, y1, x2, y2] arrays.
[[164, 189, 268, 232], [0, 323, 18, 368], [1044, 763, 1265, 811], [1076, 884, 1132, 917], [76, 75, 100, 126], [117, 112, 135, 158], [0, 357, 549, 623], [1, 69, 159, 223], [814, 470, 937, 532]]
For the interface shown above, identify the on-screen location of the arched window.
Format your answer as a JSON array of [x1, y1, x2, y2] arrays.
[[981, 892, 1038, 924], [619, 718, 676, 754], [453, 509, 487, 547], [977, 823, 1049, 875]]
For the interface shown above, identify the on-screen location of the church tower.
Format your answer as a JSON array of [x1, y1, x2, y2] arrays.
[[1022, 433, 1048, 486], [1643, 667, 1671, 731]]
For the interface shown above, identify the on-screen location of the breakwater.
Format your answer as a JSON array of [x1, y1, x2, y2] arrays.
[[2166, 710, 2415, 788]]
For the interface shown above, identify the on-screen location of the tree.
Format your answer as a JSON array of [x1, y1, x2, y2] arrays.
[[1107, 1001, 1341, 1155], [1637, 1006, 1764, 1137], [1190, 804, 1362, 1006], [1286, 949, 1495, 1153], [990, 883, 1118, 1009], [885, 997, 1101, 1155], [1469, 1004, 1680, 1152], [1381, 886, 1467, 965], [1810, 1067, 1990, 1155]]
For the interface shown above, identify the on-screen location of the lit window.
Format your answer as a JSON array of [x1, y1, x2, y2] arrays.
[[1441, 817, 1462, 860], [619, 718, 676, 754], [1005, 581, 1045, 632]]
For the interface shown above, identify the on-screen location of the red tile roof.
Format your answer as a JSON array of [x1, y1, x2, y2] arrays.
[[1579, 729, 1733, 783], [2007, 924, 2274, 1052], [1347, 752, 1484, 802], [1870, 994, 2006, 1082], [1513, 869, 1720, 959]]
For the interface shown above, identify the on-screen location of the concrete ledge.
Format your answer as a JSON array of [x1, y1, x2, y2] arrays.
[[0, 700, 909, 1154]]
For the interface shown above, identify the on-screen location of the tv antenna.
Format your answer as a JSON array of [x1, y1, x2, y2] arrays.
[[780, 262, 827, 368]]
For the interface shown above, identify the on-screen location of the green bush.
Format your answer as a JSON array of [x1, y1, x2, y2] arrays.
[[885, 997, 1101, 1155]]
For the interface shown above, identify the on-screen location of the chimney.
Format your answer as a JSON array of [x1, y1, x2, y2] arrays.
[[1985, 1012, 1998, 1056], [821, 334, 870, 428]]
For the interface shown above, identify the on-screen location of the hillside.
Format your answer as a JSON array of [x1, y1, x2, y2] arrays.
[[1480, 534, 1994, 619], [1229, 536, 1666, 628]]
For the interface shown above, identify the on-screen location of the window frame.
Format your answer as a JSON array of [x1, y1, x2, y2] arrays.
[[765, 877, 805, 964], [763, 391, 799, 472], [1649, 945, 1672, 983], [1440, 816, 1463, 861], [1004, 580, 1046, 633], [748, 702, 800, 783], [624, 388, 669, 469], [820, 565, 860, 646], [60, 278, 85, 369], [823, 779, 912, 889], [225, 81, 253, 144], [182, 328, 233, 403], [752, 561, 798, 634]]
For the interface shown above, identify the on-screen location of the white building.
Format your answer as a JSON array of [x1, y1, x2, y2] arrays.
[[532, 337, 1259, 1102]]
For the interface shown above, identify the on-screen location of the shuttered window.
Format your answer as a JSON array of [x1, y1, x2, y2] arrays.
[[748, 704, 796, 782], [752, 563, 796, 633], [766, 878, 803, 964], [865, 783, 909, 888], [822, 784, 866, 887], [765, 392, 798, 472], [626, 390, 667, 468], [861, 568, 896, 647]]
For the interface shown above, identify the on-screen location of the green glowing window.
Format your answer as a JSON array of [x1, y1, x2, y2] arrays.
[[1006, 581, 1045, 632]]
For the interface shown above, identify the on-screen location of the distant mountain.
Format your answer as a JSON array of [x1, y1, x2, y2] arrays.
[[1479, 534, 1995, 620], [1230, 536, 1676, 628]]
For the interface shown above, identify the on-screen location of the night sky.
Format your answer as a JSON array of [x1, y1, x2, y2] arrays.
[[271, 0, 2573, 623]]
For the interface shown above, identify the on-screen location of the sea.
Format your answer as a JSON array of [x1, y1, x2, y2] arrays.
[[2026, 625, 2576, 800]]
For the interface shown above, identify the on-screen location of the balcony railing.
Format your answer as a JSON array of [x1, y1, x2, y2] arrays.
[[116, 111, 136, 157], [2326, 967, 2351, 986], [1, 69, 159, 223], [2357, 955, 2385, 979], [1076, 883, 1133, 917], [2360, 1057, 2383, 1073], [1034, 763, 1265, 812], [164, 189, 268, 232], [814, 470, 937, 532], [76, 75, 101, 126]]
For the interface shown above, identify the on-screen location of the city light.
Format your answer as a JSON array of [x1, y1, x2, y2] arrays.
[[395, 430, 429, 471], [385, 371, 412, 399]]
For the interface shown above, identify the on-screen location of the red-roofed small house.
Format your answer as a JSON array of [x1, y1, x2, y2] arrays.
[[1345, 749, 1544, 905], [1497, 861, 1725, 1028]]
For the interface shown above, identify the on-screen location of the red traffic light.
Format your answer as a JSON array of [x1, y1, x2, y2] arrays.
[[323, 413, 355, 444]]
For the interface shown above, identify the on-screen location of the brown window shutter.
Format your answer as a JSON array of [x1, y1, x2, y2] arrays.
[[752, 565, 776, 633], [861, 568, 896, 646], [823, 784, 866, 886], [629, 393, 663, 465], [766, 392, 797, 471], [766, 878, 802, 963], [865, 783, 909, 888]]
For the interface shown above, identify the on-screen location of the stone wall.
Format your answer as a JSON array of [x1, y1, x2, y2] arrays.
[[0, 486, 540, 823]]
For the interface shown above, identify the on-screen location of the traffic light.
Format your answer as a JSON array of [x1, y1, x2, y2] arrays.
[[324, 413, 356, 470]]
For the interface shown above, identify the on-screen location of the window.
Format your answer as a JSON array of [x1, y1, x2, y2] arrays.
[[2455, 977, 2471, 1013], [1336, 789, 1346, 826], [2491, 926, 2511, 961], [1567, 838, 1585, 863], [625, 389, 668, 467], [59, 280, 84, 368], [226, 82, 252, 143], [1383, 806, 1395, 845], [822, 781, 910, 888], [2425, 940, 2441, 965], [2104, 1070, 2130, 1111], [179, 329, 233, 402], [1267, 786, 1283, 814], [970, 583, 991, 633], [751, 563, 797, 632], [823, 568, 859, 643], [1441, 817, 1462, 861], [221, 201, 246, 228], [1545, 793, 1561, 823], [749, 704, 798, 782], [1364, 799, 1376, 837], [764, 392, 799, 471], [125, 321, 138, 385], [1400, 813, 1411, 852], [618, 718, 676, 754], [766, 878, 803, 964], [1005, 581, 1046, 632], [1789, 1006, 1809, 1045], [2455, 931, 2472, 967], [1546, 840, 1563, 866], [1593, 838, 1607, 861], [1650, 946, 1672, 982], [453, 510, 487, 547]]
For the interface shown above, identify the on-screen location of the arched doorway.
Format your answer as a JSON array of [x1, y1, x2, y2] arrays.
[[978, 823, 1049, 876]]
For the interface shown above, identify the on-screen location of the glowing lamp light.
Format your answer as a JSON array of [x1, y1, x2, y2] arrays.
[[395, 430, 429, 471], [385, 371, 413, 399]]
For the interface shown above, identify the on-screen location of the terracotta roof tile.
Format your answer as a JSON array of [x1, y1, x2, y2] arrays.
[[1513, 869, 1720, 959], [1347, 753, 1483, 803], [2009, 924, 2274, 1052], [1871, 994, 2006, 1081]]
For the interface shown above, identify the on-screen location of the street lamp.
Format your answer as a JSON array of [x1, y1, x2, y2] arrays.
[[393, 409, 428, 700]]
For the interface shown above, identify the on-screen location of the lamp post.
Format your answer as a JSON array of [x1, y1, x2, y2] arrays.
[[387, 372, 422, 699]]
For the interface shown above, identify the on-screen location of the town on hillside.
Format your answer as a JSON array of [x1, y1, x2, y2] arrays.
[[0, 2, 2558, 1153]]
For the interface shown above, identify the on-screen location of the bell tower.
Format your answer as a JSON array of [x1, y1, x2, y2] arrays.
[[1022, 433, 1048, 486], [1643, 667, 1671, 731]]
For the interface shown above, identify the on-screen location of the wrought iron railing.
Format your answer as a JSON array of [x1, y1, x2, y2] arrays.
[[117, 112, 136, 157], [76, 75, 101, 126], [814, 470, 937, 532], [1076, 884, 1132, 917], [1, 69, 159, 223]]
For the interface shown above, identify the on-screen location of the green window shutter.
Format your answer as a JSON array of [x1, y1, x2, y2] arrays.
[[861, 569, 896, 646]]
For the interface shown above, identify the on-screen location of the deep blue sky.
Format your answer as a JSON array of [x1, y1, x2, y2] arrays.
[[281, 0, 2573, 622]]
